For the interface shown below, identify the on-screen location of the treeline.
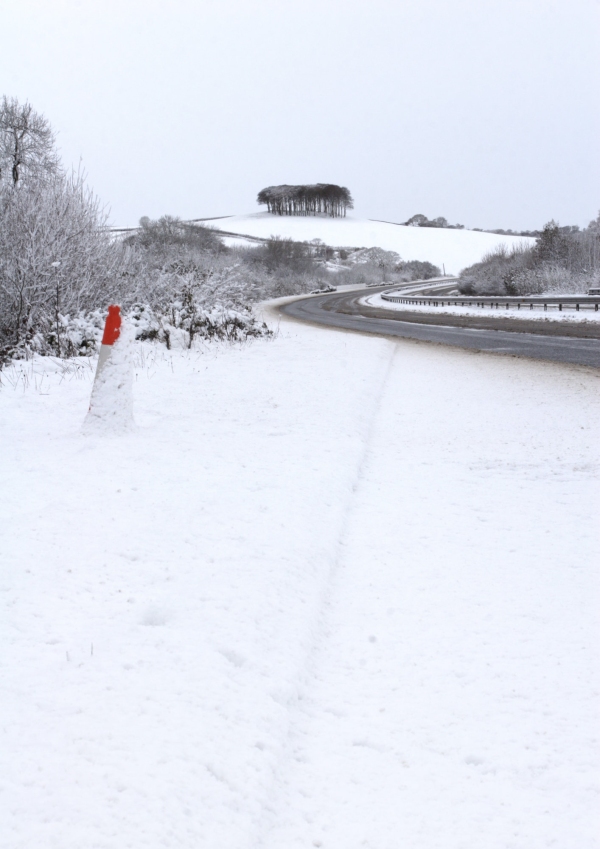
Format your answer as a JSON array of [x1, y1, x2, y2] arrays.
[[404, 213, 539, 237], [404, 213, 465, 230], [257, 184, 354, 217], [459, 217, 600, 296], [474, 226, 540, 237]]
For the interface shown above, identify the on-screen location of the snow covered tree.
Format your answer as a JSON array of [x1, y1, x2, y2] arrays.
[[534, 220, 570, 265], [0, 96, 60, 187], [0, 169, 127, 359], [0, 98, 135, 361]]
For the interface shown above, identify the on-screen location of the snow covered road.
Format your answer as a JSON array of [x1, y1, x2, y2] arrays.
[[2, 319, 599, 848]]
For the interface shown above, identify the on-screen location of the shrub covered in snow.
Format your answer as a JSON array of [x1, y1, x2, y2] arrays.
[[5, 300, 272, 362], [19, 310, 105, 359], [125, 218, 331, 312], [458, 244, 532, 296], [459, 216, 600, 296], [128, 301, 272, 350], [400, 260, 442, 281], [335, 248, 441, 287]]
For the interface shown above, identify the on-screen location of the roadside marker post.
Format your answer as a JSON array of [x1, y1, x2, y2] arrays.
[[87, 304, 122, 411], [84, 303, 134, 433], [94, 304, 121, 382]]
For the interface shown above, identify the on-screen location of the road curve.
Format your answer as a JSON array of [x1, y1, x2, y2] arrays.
[[280, 286, 600, 368]]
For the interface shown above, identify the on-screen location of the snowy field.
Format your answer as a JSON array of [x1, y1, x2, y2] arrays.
[[204, 213, 535, 273], [1, 313, 599, 849], [364, 290, 600, 323]]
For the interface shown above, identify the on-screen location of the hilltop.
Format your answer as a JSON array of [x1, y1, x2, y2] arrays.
[[199, 213, 535, 275]]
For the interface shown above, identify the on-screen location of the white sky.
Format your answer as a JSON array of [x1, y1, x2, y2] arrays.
[[3, 0, 598, 229]]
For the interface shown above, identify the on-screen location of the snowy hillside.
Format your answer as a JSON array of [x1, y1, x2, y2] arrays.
[[202, 213, 536, 274]]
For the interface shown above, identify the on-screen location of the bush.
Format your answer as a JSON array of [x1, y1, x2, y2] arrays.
[[7, 310, 105, 359], [128, 301, 272, 349], [127, 221, 329, 308], [336, 262, 387, 287], [335, 251, 441, 287], [509, 265, 600, 296], [399, 260, 441, 280], [458, 215, 600, 296], [237, 235, 315, 274], [127, 215, 225, 258], [458, 244, 533, 295]]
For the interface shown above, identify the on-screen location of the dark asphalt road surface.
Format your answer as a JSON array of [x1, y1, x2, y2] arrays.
[[280, 287, 600, 368]]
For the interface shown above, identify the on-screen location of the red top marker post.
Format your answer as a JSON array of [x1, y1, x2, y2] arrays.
[[101, 305, 121, 345]]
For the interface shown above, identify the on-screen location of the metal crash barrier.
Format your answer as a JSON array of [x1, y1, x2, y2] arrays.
[[381, 292, 600, 312]]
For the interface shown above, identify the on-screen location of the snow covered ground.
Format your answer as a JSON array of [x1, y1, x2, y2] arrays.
[[1, 314, 599, 848], [204, 213, 535, 274], [364, 290, 600, 323]]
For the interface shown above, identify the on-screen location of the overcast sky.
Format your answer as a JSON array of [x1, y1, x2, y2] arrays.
[[3, 0, 598, 229]]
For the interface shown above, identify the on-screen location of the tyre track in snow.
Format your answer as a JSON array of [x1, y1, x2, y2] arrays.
[[250, 341, 400, 848], [252, 337, 600, 848]]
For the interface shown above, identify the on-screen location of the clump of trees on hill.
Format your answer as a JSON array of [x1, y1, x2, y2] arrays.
[[459, 217, 600, 296], [404, 213, 465, 230], [257, 184, 354, 217]]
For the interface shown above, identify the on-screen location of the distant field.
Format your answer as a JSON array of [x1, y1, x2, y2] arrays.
[[202, 213, 535, 274]]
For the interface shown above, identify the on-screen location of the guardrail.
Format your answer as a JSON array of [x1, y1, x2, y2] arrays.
[[368, 277, 458, 296], [381, 292, 600, 312]]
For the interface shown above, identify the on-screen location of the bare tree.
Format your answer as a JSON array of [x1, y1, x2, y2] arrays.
[[0, 96, 61, 187]]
